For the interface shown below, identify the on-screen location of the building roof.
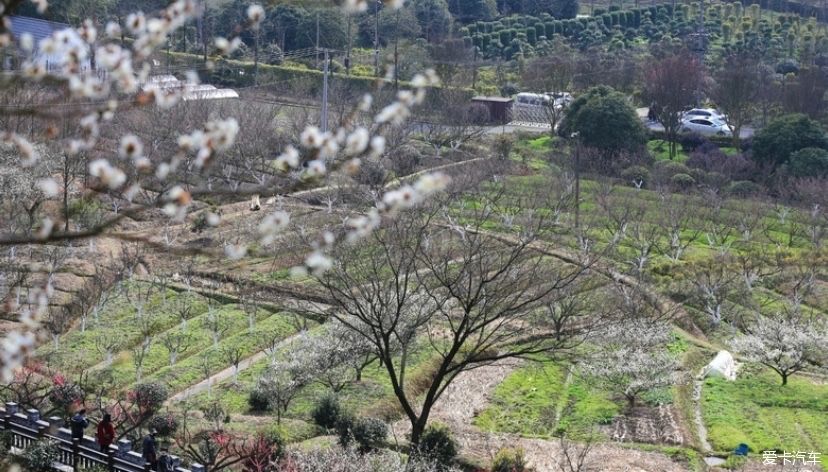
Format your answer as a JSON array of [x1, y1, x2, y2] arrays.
[[8, 16, 71, 45], [472, 96, 513, 103]]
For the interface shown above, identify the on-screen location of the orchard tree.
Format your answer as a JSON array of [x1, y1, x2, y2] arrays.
[[318, 185, 600, 446], [644, 53, 706, 159], [583, 303, 678, 408], [732, 312, 828, 385]]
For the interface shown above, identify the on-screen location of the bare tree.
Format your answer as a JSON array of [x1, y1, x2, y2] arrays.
[[522, 41, 577, 132], [318, 187, 597, 445], [203, 300, 230, 348], [644, 53, 706, 159], [709, 55, 760, 147], [684, 255, 740, 327], [655, 193, 703, 262], [558, 432, 597, 472], [132, 335, 153, 383], [220, 343, 246, 385], [199, 350, 216, 398], [161, 332, 194, 367], [94, 330, 122, 367]]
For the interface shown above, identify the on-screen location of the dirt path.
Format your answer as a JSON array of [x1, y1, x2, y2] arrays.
[[164, 331, 302, 406], [391, 361, 690, 471]]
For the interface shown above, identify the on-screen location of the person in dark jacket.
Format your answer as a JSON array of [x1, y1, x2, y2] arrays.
[[157, 447, 174, 472], [96, 413, 115, 452], [142, 429, 158, 470], [70, 409, 89, 441]]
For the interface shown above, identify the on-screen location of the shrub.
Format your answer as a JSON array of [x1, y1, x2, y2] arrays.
[[131, 383, 167, 415], [312, 393, 344, 430], [248, 387, 272, 412], [147, 414, 179, 437], [751, 114, 828, 170], [686, 148, 756, 181], [785, 147, 828, 177], [492, 446, 530, 472], [677, 132, 709, 152], [654, 160, 691, 182], [48, 382, 84, 414], [0, 430, 12, 459], [670, 173, 696, 189], [620, 165, 650, 187], [337, 415, 388, 452], [17, 439, 59, 472], [727, 180, 762, 196], [415, 423, 458, 470]]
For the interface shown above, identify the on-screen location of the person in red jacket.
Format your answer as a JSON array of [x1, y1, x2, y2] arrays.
[[96, 413, 115, 452]]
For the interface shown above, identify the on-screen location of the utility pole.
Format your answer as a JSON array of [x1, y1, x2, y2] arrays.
[[315, 12, 320, 68], [321, 49, 330, 133], [571, 132, 580, 229], [393, 10, 399, 90], [346, 13, 352, 75], [374, 0, 380, 76], [253, 29, 259, 85]]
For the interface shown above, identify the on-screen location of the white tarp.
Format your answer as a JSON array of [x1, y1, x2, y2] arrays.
[[703, 350, 737, 381]]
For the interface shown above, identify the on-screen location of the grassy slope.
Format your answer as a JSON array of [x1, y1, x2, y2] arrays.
[[702, 368, 828, 465]]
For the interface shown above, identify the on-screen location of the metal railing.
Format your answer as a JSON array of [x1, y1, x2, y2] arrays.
[[1, 402, 204, 472]]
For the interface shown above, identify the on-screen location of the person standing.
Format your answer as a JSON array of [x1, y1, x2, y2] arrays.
[[142, 429, 159, 470], [96, 413, 115, 452], [70, 409, 89, 441]]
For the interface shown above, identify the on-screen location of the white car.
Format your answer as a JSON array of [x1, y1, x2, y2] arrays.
[[683, 108, 726, 121], [680, 117, 732, 137], [514, 92, 571, 112]]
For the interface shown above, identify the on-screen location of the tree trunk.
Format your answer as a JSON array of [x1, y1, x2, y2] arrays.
[[781, 373, 788, 386]]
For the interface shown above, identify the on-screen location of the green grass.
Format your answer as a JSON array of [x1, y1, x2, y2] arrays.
[[702, 368, 828, 465], [475, 362, 619, 439], [647, 140, 689, 162]]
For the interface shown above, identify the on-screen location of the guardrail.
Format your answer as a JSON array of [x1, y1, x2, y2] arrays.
[[1, 402, 204, 472]]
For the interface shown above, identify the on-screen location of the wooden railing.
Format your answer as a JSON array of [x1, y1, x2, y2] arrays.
[[1, 403, 204, 472]]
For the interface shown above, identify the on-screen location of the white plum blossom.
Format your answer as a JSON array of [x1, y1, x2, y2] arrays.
[[37, 178, 59, 198], [224, 244, 248, 260], [300, 126, 325, 148], [258, 210, 291, 245], [6, 133, 39, 167], [343, 0, 369, 13], [126, 12, 147, 34], [20, 33, 34, 52], [89, 159, 127, 189], [305, 251, 333, 275], [369, 135, 386, 158], [118, 134, 144, 159], [375, 102, 410, 125], [345, 127, 370, 156], [105, 21, 121, 38], [247, 4, 265, 29], [303, 160, 327, 179], [274, 146, 300, 172]]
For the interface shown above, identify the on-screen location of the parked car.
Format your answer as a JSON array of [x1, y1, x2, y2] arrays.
[[683, 108, 726, 121], [680, 117, 732, 136], [513, 92, 571, 113]]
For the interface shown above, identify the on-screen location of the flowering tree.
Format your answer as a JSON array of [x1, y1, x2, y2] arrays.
[[0, 0, 446, 385], [731, 312, 828, 385], [583, 317, 679, 409]]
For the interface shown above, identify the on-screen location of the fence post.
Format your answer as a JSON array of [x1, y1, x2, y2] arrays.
[[72, 438, 80, 472], [107, 446, 115, 472]]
